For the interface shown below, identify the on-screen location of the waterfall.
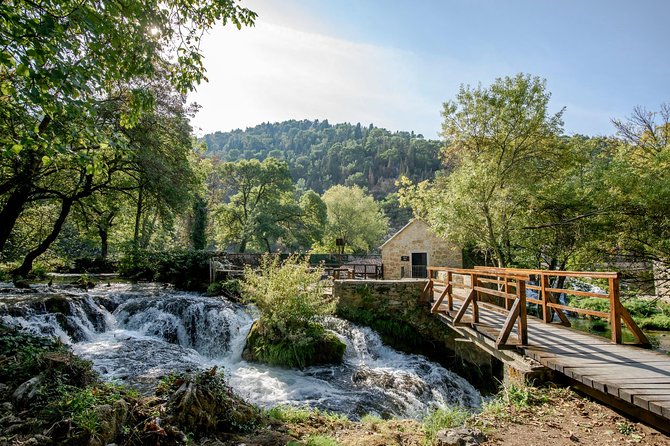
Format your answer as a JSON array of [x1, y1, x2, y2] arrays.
[[0, 282, 482, 418]]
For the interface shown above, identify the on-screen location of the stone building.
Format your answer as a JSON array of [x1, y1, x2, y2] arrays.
[[380, 219, 462, 279]]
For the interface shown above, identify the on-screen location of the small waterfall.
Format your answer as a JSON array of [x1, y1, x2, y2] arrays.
[[0, 283, 482, 418]]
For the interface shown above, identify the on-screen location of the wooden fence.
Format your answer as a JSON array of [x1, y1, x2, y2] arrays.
[[425, 266, 650, 348]]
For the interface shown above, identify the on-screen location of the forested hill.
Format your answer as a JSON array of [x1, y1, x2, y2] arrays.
[[202, 120, 442, 198]]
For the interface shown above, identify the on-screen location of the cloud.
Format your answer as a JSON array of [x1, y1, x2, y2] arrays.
[[189, 21, 438, 136]]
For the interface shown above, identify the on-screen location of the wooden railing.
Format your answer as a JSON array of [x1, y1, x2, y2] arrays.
[[425, 266, 650, 348], [327, 264, 383, 280]]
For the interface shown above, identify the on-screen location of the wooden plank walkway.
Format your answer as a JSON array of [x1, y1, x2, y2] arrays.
[[431, 285, 670, 427]]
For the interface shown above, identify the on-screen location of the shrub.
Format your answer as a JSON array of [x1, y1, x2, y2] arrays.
[[118, 249, 210, 290], [242, 254, 344, 368], [207, 278, 243, 300]]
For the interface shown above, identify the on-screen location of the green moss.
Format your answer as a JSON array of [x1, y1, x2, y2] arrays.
[[243, 321, 346, 368], [336, 306, 425, 352]]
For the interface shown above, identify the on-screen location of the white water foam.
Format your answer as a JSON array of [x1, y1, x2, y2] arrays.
[[0, 283, 482, 418]]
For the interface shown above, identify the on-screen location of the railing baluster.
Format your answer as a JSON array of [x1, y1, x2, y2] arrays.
[[609, 274, 622, 344]]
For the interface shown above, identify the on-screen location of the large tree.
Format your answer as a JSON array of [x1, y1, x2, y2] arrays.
[[427, 74, 564, 267], [214, 158, 294, 253], [0, 0, 256, 256], [321, 185, 389, 253]]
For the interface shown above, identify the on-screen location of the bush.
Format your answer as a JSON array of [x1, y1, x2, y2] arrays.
[[207, 278, 243, 300], [568, 296, 670, 331], [242, 254, 344, 368], [118, 249, 210, 290]]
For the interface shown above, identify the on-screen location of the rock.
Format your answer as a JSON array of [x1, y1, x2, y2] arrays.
[[23, 434, 52, 445], [435, 427, 487, 446], [243, 321, 346, 368], [13, 279, 31, 289], [88, 400, 129, 446], [12, 376, 41, 406]]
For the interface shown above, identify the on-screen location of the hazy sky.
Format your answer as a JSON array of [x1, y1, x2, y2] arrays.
[[189, 0, 669, 139]]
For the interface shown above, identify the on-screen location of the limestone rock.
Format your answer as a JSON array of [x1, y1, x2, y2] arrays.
[[12, 376, 41, 406], [435, 427, 486, 446]]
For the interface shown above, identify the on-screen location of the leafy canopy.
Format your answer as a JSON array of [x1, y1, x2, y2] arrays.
[[321, 185, 389, 253]]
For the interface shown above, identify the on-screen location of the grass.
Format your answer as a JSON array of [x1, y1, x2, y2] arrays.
[[265, 405, 349, 424], [421, 406, 471, 445], [568, 296, 670, 330]]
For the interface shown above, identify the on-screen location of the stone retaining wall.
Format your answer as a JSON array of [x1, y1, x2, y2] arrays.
[[333, 279, 502, 392]]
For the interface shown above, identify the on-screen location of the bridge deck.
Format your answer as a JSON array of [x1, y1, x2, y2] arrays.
[[432, 286, 670, 425]]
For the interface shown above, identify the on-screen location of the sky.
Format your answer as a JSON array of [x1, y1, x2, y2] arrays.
[[189, 0, 670, 139]]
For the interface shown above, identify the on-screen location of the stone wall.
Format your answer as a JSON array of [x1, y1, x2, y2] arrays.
[[381, 220, 462, 279]]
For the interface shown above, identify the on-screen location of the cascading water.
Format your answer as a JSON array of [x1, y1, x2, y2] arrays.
[[0, 282, 481, 418]]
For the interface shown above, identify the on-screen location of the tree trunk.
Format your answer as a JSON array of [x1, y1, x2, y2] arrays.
[[238, 239, 247, 253], [0, 181, 33, 252], [99, 228, 109, 260], [12, 198, 74, 277], [133, 186, 144, 247], [0, 116, 51, 252]]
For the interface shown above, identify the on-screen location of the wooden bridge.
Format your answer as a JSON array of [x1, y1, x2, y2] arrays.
[[423, 266, 670, 433]]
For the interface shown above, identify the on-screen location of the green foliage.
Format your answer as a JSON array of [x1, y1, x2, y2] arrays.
[[118, 249, 210, 290], [207, 278, 243, 299], [48, 383, 135, 435], [567, 296, 670, 330], [243, 254, 333, 341], [304, 435, 341, 446], [421, 406, 470, 444], [190, 195, 209, 250], [320, 185, 389, 253], [214, 158, 326, 252], [423, 73, 565, 267], [0, 324, 66, 387], [266, 405, 316, 423], [242, 254, 345, 367], [616, 421, 637, 435], [203, 120, 441, 203], [0, 0, 256, 273]]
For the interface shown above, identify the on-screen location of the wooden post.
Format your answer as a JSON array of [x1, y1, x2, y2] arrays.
[[540, 273, 551, 323], [472, 273, 479, 324], [517, 279, 528, 345], [447, 270, 453, 311], [609, 274, 622, 344], [504, 276, 510, 310]]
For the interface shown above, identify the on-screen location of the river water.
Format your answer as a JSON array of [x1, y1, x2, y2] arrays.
[[0, 282, 481, 419]]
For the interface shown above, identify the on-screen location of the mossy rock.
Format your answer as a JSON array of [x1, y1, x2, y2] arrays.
[[243, 321, 346, 368]]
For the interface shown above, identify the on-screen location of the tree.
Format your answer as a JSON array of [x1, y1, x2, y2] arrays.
[[321, 185, 389, 253], [427, 74, 564, 267], [604, 105, 670, 275], [8, 81, 199, 276], [0, 0, 256, 255], [190, 195, 208, 250], [214, 158, 293, 253]]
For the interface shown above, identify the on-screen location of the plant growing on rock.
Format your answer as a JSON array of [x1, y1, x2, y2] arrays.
[[242, 254, 345, 368]]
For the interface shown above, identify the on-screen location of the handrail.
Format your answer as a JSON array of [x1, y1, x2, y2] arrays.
[[425, 266, 650, 347], [327, 263, 383, 280], [425, 267, 529, 348]]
